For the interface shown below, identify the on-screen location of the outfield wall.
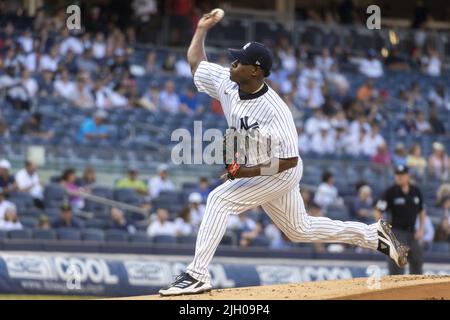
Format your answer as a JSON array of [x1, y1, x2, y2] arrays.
[[0, 251, 449, 297]]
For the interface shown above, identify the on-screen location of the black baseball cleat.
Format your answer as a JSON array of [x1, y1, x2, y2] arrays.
[[159, 272, 212, 296], [376, 220, 409, 268]]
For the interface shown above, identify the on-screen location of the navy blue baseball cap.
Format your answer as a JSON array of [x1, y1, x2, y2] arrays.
[[228, 42, 273, 77]]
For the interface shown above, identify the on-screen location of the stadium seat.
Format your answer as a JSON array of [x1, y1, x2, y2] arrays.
[[430, 242, 450, 253], [57, 229, 81, 241], [33, 229, 57, 240], [44, 184, 67, 208], [8, 229, 32, 240], [0, 230, 7, 240], [152, 235, 177, 244], [105, 230, 129, 242], [20, 216, 39, 229], [177, 235, 197, 244], [81, 229, 105, 241], [250, 236, 271, 247], [113, 189, 141, 205], [129, 232, 152, 244]]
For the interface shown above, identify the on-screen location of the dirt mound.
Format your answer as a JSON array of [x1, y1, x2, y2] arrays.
[[111, 275, 450, 300]]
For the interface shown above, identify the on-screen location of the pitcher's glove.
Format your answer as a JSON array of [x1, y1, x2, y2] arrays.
[[222, 127, 246, 180]]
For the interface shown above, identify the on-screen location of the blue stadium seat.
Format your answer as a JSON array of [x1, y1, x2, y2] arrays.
[[177, 235, 197, 244], [430, 242, 450, 253], [81, 229, 105, 241], [57, 229, 81, 241], [20, 216, 39, 229], [129, 232, 151, 244], [113, 189, 141, 205], [44, 184, 67, 208], [152, 235, 177, 244], [33, 229, 57, 240], [8, 229, 32, 240], [105, 230, 129, 242], [251, 236, 271, 247], [0, 230, 7, 240]]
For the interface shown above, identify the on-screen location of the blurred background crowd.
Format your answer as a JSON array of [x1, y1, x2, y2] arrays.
[[0, 0, 450, 253]]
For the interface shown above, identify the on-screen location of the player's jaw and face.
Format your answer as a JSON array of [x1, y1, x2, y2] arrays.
[[395, 173, 410, 187], [229, 59, 261, 83]]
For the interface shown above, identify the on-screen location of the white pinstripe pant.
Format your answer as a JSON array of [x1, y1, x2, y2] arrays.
[[187, 162, 379, 283]]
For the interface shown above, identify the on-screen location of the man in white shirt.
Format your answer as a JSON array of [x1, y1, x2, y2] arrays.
[[59, 30, 85, 56], [362, 122, 385, 156], [54, 69, 76, 99], [304, 109, 327, 137], [359, 50, 384, 78], [313, 171, 342, 209], [21, 69, 38, 98], [175, 58, 192, 78], [148, 164, 175, 199], [158, 80, 181, 113], [0, 188, 15, 221], [310, 122, 335, 154], [15, 160, 44, 208], [147, 208, 177, 237], [188, 192, 205, 226], [40, 45, 60, 72]]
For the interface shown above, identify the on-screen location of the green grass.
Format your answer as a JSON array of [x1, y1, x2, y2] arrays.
[[0, 295, 101, 300]]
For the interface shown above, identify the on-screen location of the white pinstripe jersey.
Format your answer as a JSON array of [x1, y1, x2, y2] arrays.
[[194, 61, 300, 176]]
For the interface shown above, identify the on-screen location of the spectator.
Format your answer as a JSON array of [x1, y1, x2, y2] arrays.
[[396, 110, 417, 136], [108, 84, 129, 108], [116, 166, 148, 196], [436, 184, 450, 207], [297, 126, 311, 154], [138, 83, 159, 112], [148, 164, 175, 199], [0, 120, 10, 139], [79, 167, 96, 190], [40, 44, 59, 72], [407, 144, 427, 179], [38, 70, 55, 96], [415, 214, 434, 251], [20, 68, 38, 97], [196, 177, 211, 202], [239, 222, 264, 247], [362, 122, 385, 157], [161, 53, 176, 73], [304, 108, 327, 137], [174, 207, 195, 236], [428, 104, 446, 135], [60, 168, 85, 210], [188, 192, 205, 227], [54, 69, 76, 99], [180, 86, 202, 114], [310, 122, 335, 154], [428, 142, 450, 180], [144, 50, 159, 75], [0, 205, 23, 231], [59, 30, 84, 56], [110, 207, 136, 233], [77, 110, 110, 143], [371, 142, 392, 167], [314, 171, 343, 209], [68, 74, 95, 109], [296, 78, 324, 109], [421, 48, 441, 77], [358, 49, 383, 78], [15, 160, 44, 209], [278, 47, 297, 74], [92, 32, 107, 60], [76, 48, 98, 75], [392, 143, 408, 167], [0, 187, 15, 221], [158, 80, 181, 113], [228, 212, 257, 233], [428, 84, 450, 110], [356, 79, 375, 102], [175, 56, 191, 78], [37, 214, 51, 230], [352, 185, 374, 223], [19, 113, 54, 140], [434, 215, 450, 243], [414, 110, 431, 133], [52, 203, 84, 229], [315, 48, 334, 72], [0, 159, 17, 195], [147, 208, 177, 237]]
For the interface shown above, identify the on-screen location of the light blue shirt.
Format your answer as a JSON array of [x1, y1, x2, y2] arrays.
[[77, 118, 109, 143]]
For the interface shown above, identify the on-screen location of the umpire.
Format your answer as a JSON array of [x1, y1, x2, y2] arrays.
[[374, 165, 426, 275]]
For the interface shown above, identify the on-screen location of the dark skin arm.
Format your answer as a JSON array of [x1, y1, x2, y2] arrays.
[[230, 157, 298, 179]]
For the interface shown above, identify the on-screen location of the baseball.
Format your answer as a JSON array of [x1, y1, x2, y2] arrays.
[[210, 8, 225, 21]]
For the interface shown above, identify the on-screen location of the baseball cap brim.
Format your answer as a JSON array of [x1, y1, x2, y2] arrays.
[[228, 49, 270, 77], [228, 49, 252, 64]]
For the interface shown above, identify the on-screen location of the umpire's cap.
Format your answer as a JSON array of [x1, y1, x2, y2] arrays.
[[394, 165, 409, 175], [228, 42, 273, 77]]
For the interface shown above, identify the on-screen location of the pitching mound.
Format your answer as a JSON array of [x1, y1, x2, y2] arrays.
[[111, 275, 450, 300]]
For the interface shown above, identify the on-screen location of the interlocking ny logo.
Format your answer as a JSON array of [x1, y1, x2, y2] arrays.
[[240, 116, 259, 130]]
